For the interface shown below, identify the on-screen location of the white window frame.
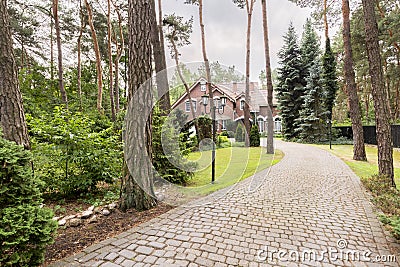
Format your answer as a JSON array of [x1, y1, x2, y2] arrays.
[[185, 99, 197, 112], [240, 99, 245, 110]]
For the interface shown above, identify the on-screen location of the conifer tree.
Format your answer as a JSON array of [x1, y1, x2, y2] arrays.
[[276, 23, 305, 140], [297, 60, 325, 142], [300, 19, 320, 78], [322, 38, 338, 122]]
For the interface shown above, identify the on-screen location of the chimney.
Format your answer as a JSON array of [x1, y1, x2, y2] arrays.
[[232, 82, 237, 93], [250, 82, 255, 92]]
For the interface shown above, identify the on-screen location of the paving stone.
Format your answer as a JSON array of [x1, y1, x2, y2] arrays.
[[135, 246, 154, 256], [48, 141, 400, 267]]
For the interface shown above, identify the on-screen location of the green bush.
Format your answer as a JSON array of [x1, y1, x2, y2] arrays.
[[235, 123, 245, 142], [362, 174, 400, 239], [250, 124, 260, 147], [0, 135, 57, 266], [220, 130, 229, 137], [152, 108, 196, 185], [379, 215, 400, 239], [28, 107, 122, 196], [217, 135, 231, 148]]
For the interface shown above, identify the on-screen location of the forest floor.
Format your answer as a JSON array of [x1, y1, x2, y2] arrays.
[[42, 200, 173, 266]]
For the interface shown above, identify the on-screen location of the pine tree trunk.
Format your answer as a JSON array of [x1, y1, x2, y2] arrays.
[[119, 0, 157, 211], [107, 0, 116, 121], [53, 0, 68, 108], [244, 0, 255, 147], [112, 0, 124, 114], [0, 0, 30, 149], [342, 0, 367, 161], [172, 40, 200, 140], [362, 0, 395, 186], [150, 0, 170, 115], [85, 0, 103, 113], [199, 0, 214, 114], [77, 0, 84, 111], [323, 0, 329, 40], [261, 0, 274, 154]]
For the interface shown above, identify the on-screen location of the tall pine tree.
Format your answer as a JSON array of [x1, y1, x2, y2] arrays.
[[297, 59, 325, 142], [300, 19, 320, 79], [276, 23, 305, 140], [322, 38, 338, 122]]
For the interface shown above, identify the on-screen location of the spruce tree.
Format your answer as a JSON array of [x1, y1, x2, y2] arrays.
[[300, 19, 320, 79], [322, 38, 338, 122], [297, 60, 325, 142], [276, 23, 305, 140]]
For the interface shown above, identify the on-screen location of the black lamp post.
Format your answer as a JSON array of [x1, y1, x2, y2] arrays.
[[201, 92, 227, 184], [327, 119, 332, 149]]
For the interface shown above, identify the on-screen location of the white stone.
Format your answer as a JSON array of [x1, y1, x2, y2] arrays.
[[80, 210, 93, 219], [102, 209, 110, 216], [64, 215, 76, 220], [88, 205, 95, 211], [58, 219, 67, 226], [108, 203, 117, 210]]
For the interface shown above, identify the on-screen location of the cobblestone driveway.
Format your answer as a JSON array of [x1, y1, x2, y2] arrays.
[[51, 141, 399, 266]]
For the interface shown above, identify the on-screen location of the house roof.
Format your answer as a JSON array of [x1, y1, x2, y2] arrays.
[[171, 78, 276, 111]]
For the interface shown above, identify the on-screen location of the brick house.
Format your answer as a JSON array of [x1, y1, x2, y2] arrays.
[[171, 78, 282, 133]]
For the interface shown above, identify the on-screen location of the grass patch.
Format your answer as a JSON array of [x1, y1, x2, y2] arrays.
[[185, 147, 283, 195], [313, 144, 400, 187], [314, 143, 400, 239]]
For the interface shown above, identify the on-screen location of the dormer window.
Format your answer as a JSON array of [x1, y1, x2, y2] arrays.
[[200, 80, 207, 92]]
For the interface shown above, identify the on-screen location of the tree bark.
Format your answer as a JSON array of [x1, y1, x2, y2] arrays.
[[119, 0, 157, 211], [342, 0, 367, 161], [362, 0, 395, 186], [323, 0, 329, 40], [171, 39, 200, 140], [261, 0, 274, 154], [244, 0, 255, 147], [0, 0, 30, 149], [111, 0, 123, 114], [150, 0, 170, 115], [77, 0, 84, 111], [85, 0, 103, 113], [53, 0, 68, 108], [107, 0, 116, 121], [199, 0, 214, 117]]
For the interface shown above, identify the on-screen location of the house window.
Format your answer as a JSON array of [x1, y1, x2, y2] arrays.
[[222, 120, 227, 130], [258, 119, 264, 133], [200, 84, 206, 92], [185, 99, 197, 112], [240, 99, 245, 110], [274, 117, 282, 132]]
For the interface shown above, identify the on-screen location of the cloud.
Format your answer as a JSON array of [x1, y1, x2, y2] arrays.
[[162, 0, 314, 81]]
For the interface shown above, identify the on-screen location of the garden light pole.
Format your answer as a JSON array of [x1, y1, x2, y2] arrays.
[[327, 119, 332, 149], [202, 91, 227, 184]]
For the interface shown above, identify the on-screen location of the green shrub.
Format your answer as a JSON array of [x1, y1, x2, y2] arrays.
[[250, 124, 260, 147], [152, 108, 196, 185], [217, 135, 231, 148], [0, 135, 57, 266], [379, 215, 400, 239], [220, 130, 229, 137], [235, 123, 245, 142], [28, 107, 122, 196], [362, 174, 400, 239]]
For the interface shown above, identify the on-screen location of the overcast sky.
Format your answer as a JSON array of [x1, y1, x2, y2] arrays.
[[161, 0, 315, 82]]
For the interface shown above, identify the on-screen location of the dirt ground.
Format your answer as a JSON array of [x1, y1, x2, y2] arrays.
[[42, 202, 173, 266]]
